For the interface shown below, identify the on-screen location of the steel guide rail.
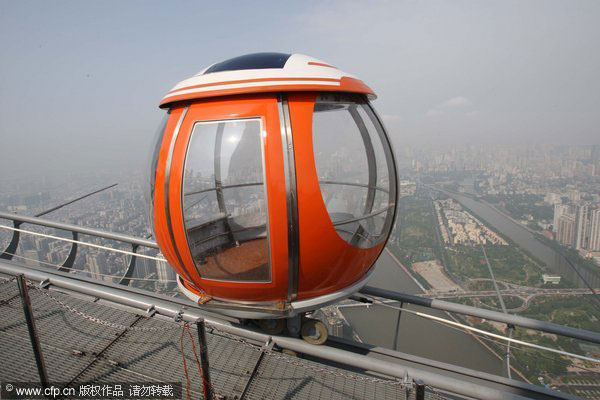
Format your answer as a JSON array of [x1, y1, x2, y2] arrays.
[[0, 211, 158, 248], [0, 259, 580, 400], [0, 212, 589, 398], [0, 211, 158, 285], [1, 212, 598, 346], [359, 286, 600, 345]]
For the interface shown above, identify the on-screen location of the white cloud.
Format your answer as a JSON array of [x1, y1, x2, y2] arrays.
[[426, 96, 474, 117], [439, 96, 473, 109]]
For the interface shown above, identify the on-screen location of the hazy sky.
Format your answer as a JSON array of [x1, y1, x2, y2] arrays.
[[1, 0, 599, 178]]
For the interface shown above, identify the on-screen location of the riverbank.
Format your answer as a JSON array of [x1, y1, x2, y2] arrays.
[[383, 248, 426, 292], [342, 250, 505, 376], [438, 189, 600, 289]]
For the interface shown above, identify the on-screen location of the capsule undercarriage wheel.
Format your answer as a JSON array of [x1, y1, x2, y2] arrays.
[[301, 319, 328, 345], [258, 318, 286, 335]]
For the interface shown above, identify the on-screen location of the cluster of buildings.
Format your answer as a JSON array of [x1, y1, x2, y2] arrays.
[[398, 180, 416, 198], [552, 201, 600, 258], [397, 146, 600, 208], [434, 198, 507, 246], [0, 172, 177, 292], [399, 144, 600, 181]]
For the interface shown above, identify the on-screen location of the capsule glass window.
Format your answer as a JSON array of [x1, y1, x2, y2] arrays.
[[312, 94, 396, 248], [182, 118, 271, 282]]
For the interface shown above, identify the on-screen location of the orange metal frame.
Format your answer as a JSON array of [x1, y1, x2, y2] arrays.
[[288, 93, 385, 300], [154, 93, 384, 304]]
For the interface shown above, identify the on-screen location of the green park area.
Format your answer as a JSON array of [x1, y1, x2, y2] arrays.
[[482, 193, 553, 223], [455, 295, 600, 385], [446, 244, 544, 287], [522, 296, 600, 332], [477, 295, 524, 311], [388, 195, 440, 266], [388, 193, 599, 386], [515, 297, 600, 382], [388, 193, 551, 289]]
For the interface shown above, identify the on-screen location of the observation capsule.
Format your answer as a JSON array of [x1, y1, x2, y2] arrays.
[[149, 53, 397, 318]]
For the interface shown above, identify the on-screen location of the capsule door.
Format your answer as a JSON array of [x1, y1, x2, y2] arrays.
[[154, 94, 290, 302], [286, 92, 397, 301]]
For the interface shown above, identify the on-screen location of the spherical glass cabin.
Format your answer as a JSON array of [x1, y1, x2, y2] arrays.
[[149, 53, 397, 318]]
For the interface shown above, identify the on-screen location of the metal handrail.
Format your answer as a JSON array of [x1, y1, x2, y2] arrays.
[[0, 260, 578, 400], [319, 180, 390, 194], [0, 211, 158, 286], [358, 286, 600, 345], [332, 204, 394, 226], [2, 212, 597, 346], [0, 212, 157, 248], [184, 180, 390, 198], [184, 182, 263, 197]]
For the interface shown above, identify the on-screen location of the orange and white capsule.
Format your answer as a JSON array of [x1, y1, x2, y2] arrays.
[[148, 53, 397, 319]]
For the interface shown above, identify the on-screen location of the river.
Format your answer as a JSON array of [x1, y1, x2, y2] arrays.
[[341, 184, 600, 378], [446, 190, 600, 289], [342, 250, 506, 376]]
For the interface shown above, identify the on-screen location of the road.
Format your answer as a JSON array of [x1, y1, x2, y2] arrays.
[[424, 286, 598, 312]]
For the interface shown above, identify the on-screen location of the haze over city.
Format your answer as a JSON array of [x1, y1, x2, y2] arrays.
[[1, 0, 599, 179]]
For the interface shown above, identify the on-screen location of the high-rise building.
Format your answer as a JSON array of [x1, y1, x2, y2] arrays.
[[568, 190, 581, 203], [23, 249, 40, 267], [544, 193, 561, 205], [575, 205, 590, 250], [156, 252, 172, 283], [86, 253, 101, 280], [589, 209, 600, 252], [557, 214, 576, 247], [553, 204, 570, 233]]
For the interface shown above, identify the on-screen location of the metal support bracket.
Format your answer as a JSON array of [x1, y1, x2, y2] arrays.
[[286, 315, 301, 338], [173, 310, 183, 323], [16, 274, 49, 389], [403, 372, 413, 396], [0, 221, 22, 260], [145, 305, 156, 318], [239, 337, 273, 400], [196, 318, 214, 400], [119, 244, 139, 286], [415, 379, 425, 400], [59, 231, 78, 272]]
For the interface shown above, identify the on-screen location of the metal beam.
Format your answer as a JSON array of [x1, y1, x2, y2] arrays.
[[35, 184, 117, 217], [16, 274, 49, 388], [0, 212, 158, 249], [360, 286, 600, 345], [327, 335, 573, 400], [196, 319, 214, 400]]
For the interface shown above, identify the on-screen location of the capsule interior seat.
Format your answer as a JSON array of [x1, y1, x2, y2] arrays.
[[149, 52, 398, 318]]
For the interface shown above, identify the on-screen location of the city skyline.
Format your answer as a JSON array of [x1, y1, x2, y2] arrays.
[[2, 1, 600, 181]]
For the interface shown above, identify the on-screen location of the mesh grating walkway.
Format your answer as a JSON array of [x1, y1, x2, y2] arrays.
[[0, 277, 446, 399], [242, 351, 408, 400]]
